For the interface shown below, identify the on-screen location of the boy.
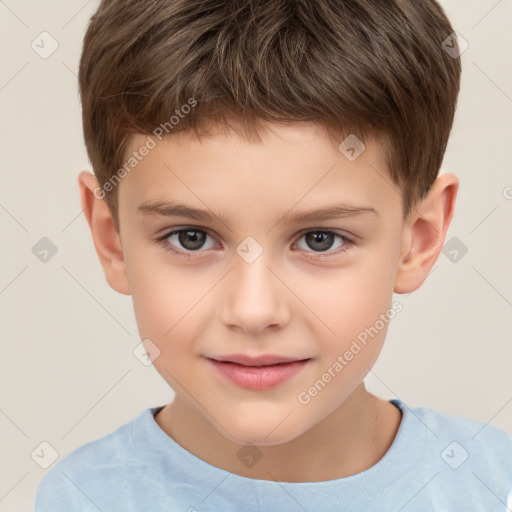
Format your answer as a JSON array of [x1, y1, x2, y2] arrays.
[[35, 0, 512, 510]]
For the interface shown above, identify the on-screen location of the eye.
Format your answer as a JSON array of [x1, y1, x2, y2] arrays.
[[292, 230, 354, 259], [155, 227, 217, 258], [155, 227, 354, 260]]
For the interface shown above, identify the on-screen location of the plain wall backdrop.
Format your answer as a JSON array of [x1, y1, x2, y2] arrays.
[[1, 1, 511, 510]]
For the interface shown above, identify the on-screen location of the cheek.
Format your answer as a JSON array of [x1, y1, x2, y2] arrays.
[[306, 261, 394, 337], [299, 257, 395, 383], [126, 251, 185, 334], [128, 259, 213, 361]]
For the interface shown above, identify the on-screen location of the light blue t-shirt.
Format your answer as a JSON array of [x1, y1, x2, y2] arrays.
[[34, 399, 512, 511]]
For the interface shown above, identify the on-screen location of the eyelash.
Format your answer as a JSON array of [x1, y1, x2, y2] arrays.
[[154, 227, 355, 260]]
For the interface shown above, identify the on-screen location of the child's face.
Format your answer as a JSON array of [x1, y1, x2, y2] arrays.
[[110, 122, 410, 444]]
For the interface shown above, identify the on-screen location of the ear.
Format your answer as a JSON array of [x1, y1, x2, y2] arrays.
[[78, 171, 131, 295], [394, 173, 459, 293]]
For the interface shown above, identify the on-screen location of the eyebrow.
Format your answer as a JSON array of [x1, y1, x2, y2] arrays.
[[137, 199, 379, 228]]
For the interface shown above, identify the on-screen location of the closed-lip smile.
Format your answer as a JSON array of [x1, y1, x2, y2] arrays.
[[205, 355, 311, 390], [207, 354, 310, 366]]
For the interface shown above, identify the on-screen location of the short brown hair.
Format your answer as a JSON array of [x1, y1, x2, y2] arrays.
[[78, 0, 461, 232]]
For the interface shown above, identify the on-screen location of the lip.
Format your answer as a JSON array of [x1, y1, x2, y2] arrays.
[[206, 356, 311, 390], [208, 354, 308, 366]]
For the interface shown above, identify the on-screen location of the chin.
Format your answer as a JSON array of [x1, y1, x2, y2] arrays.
[[219, 418, 306, 447]]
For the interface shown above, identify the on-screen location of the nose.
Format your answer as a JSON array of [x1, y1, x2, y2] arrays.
[[220, 253, 290, 336]]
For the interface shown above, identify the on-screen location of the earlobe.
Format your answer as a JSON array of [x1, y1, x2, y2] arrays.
[[78, 171, 131, 295], [394, 173, 459, 294]]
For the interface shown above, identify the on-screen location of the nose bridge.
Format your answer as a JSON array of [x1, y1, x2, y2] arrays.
[[221, 245, 288, 334]]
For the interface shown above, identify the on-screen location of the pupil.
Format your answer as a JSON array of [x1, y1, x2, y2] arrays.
[[306, 232, 333, 252], [179, 230, 205, 250]]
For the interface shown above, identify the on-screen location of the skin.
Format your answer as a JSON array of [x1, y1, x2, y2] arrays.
[[78, 121, 458, 483]]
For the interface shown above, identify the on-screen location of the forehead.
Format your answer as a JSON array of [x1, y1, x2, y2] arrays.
[[118, 123, 401, 223]]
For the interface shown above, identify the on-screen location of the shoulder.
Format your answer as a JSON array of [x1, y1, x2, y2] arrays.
[[395, 400, 512, 510], [409, 402, 512, 452], [403, 401, 512, 466], [34, 409, 147, 511]]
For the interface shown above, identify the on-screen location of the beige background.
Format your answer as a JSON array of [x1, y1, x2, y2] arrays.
[[1, 1, 511, 510]]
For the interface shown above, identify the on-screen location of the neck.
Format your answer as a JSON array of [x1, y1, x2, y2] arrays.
[[154, 384, 403, 483]]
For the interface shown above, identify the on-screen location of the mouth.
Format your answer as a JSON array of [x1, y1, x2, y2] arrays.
[[207, 354, 310, 367], [205, 356, 311, 390]]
